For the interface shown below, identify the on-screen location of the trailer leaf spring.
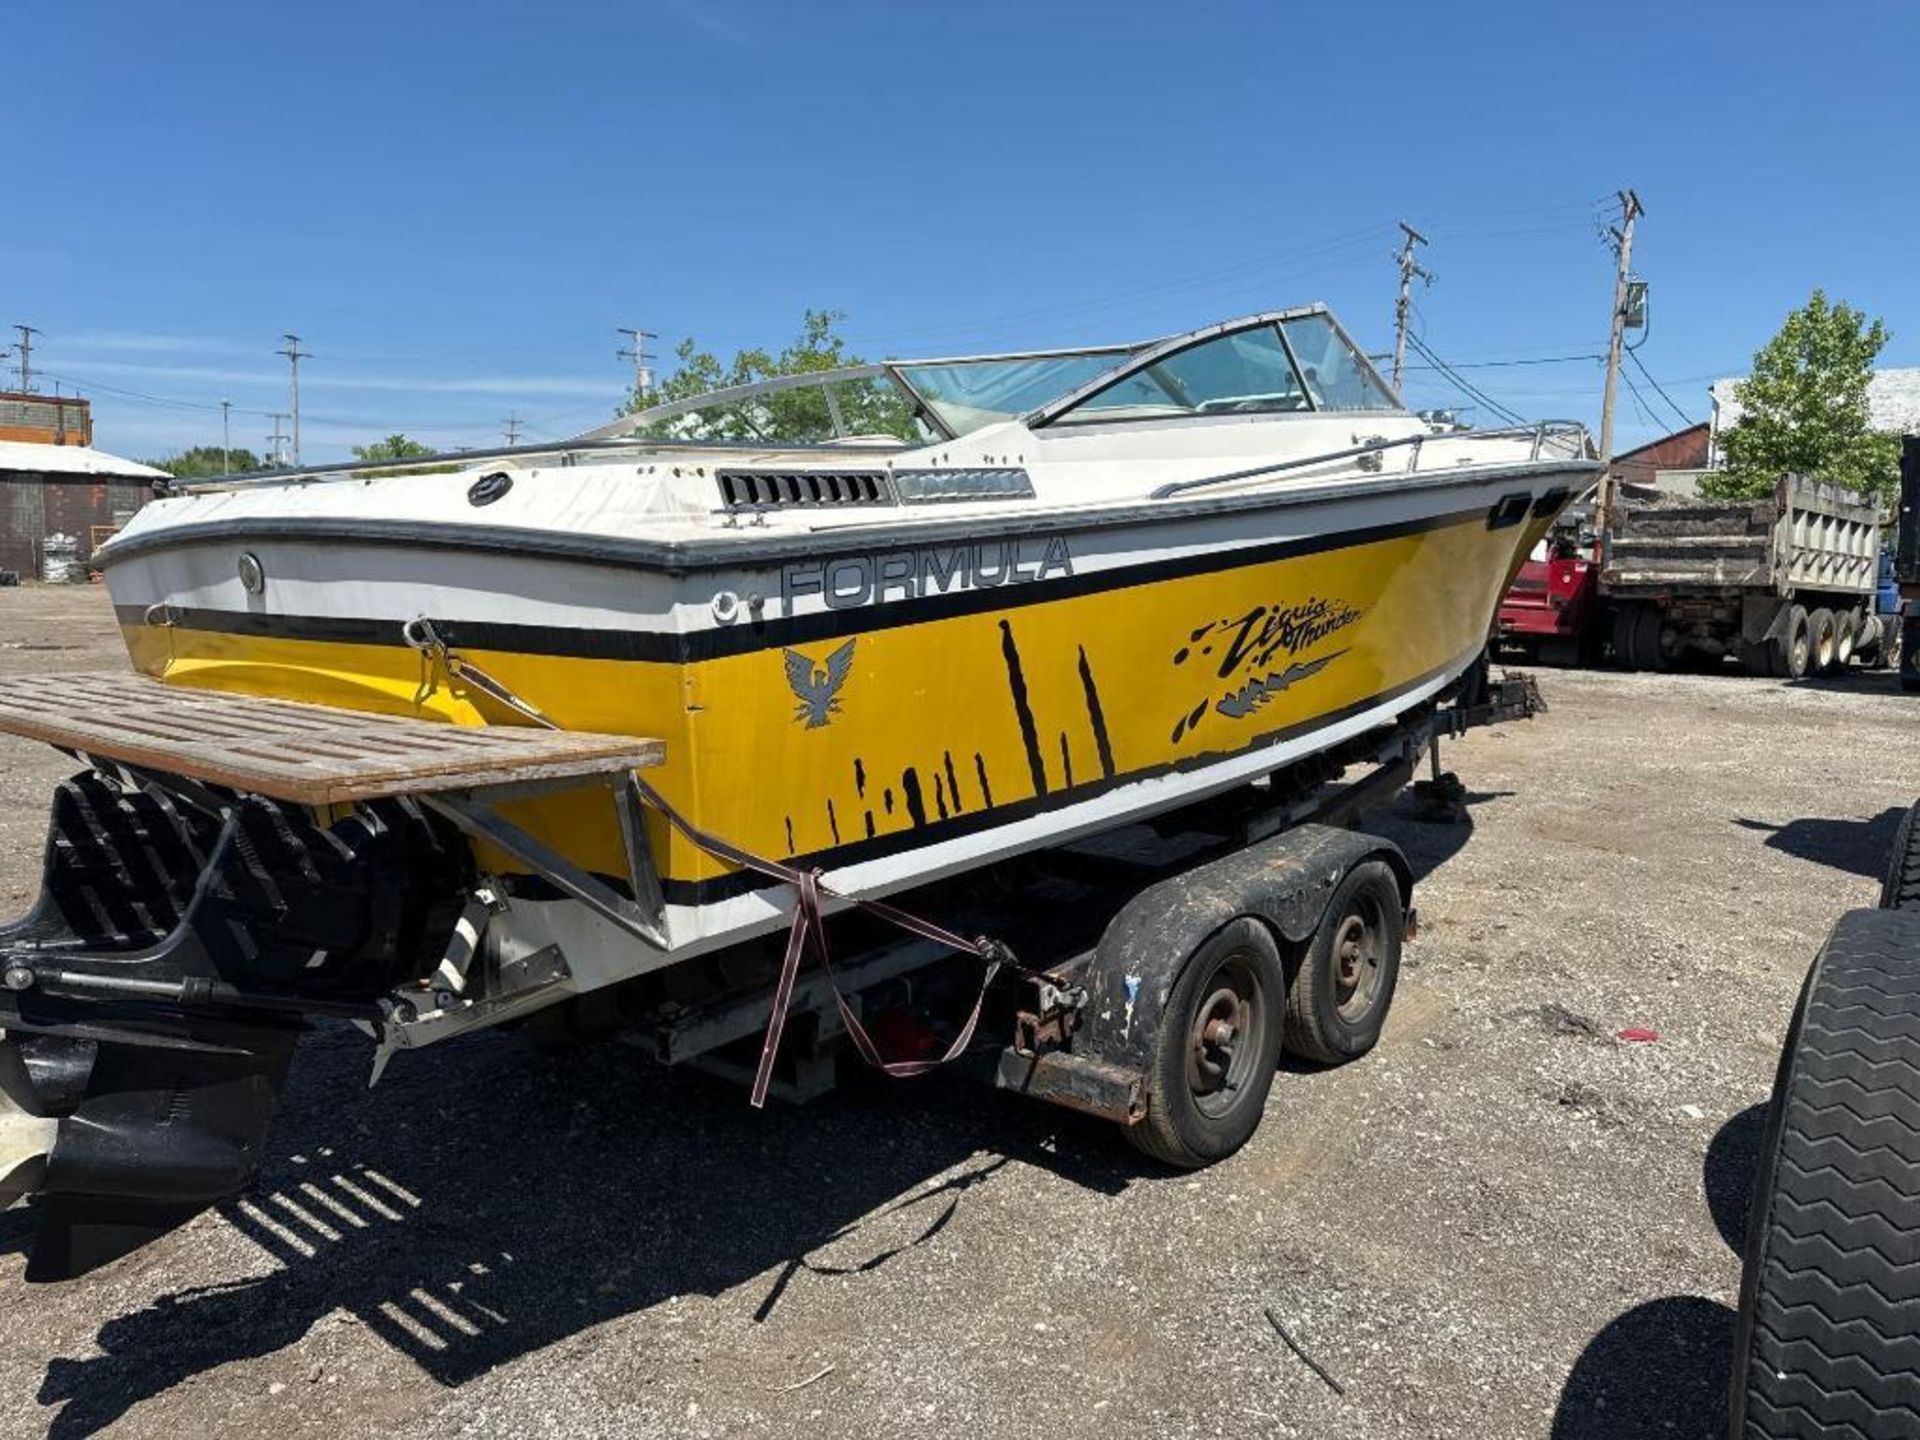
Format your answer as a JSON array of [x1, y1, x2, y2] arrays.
[[407, 621, 1039, 1106]]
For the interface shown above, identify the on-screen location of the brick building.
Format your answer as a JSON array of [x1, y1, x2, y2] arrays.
[[0, 439, 167, 579], [1611, 422, 1710, 487]]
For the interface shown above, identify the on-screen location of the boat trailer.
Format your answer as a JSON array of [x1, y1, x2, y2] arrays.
[[0, 665, 1539, 1280]]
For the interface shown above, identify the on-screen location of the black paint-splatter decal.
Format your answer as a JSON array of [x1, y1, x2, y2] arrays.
[[901, 768, 928, 827], [1076, 645, 1116, 779], [1058, 732, 1075, 789], [974, 753, 994, 809], [864, 809, 876, 839], [933, 773, 950, 821], [1170, 699, 1209, 745], [883, 787, 895, 815], [997, 618, 1048, 797], [784, 816, 795, 854], [853, 758, 867, 797], [942, 751, 964, 814], [826, 799, 841, 844]]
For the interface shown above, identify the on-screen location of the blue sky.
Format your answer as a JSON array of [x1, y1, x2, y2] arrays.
[[7, 0, 1916, 462]]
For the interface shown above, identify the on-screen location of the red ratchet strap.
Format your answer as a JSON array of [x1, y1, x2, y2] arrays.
[[417, 631, 1014, 1108], [628, 772, 1009, 1107]]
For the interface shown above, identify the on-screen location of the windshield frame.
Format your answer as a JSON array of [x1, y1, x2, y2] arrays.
[[883, 345, 1140, 439], [1025, 305, 1405, 430]]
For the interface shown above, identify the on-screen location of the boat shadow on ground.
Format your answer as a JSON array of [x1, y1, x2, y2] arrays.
[[1366, 786, 1510, 885], [1548, 1102, 1766, 1437], [1733, 805, 1906, 881], [17, 1022, 1146, 1438]]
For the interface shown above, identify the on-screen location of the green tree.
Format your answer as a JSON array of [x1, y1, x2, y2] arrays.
[[621, 309, 919, 443], [140, 444, 264, 478], [351, 433, 437, 463], [1701, 290, 1899, 501]]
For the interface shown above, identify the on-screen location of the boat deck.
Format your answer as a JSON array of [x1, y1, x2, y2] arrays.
[[0, 671, 663, 805]]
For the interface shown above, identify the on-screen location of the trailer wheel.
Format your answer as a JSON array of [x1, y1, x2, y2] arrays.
[[1834, 609, 1861, 669], [1806, 608, 1838, 675], [1882, 801, 1920, 911], [1282, 860, 1404, 1065], [1126, 917, 1286, 1169], [1770, 605, 1811, 679], [1730, 907, 1920, 1436]]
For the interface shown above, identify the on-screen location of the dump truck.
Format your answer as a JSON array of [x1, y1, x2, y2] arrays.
[[1895, 434, 1920, 692], [1601, 474, 1887, 677]]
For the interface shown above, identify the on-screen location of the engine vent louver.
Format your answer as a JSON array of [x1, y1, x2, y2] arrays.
[[715, 466, 1036, 511], [716, 470, 894, 509]]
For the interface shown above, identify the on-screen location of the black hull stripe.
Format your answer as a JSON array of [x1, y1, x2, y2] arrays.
[[116, 502, 1494, 664], [649, 649, 1470, 908]]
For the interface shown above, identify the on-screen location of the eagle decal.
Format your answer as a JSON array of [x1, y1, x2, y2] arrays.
[[783, 639, 858, 728]]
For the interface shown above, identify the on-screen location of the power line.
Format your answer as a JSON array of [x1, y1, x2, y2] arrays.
[[1626, 347, 1696, 429], [1404, 332, 1528, 426], [1620, 369, 1662, 430]]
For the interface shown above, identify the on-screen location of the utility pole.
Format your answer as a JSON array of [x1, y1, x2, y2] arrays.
[[276, 333, 309, 465], [1390, 223, 1431, 395], [1596, 189, 1644, 533], [502, 411, 522, 447], [267, 413, 289, 468], [220, 399, 233, 474], [12, 324, 40, 392], [616, 326, 656, 402]]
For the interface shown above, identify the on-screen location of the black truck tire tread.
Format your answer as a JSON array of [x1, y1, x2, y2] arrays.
[[1881, 803, 1920, 912], [1732, 907, 1920, 1437]]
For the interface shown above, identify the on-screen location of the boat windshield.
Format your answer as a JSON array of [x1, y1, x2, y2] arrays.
[[891, 351, 1134, 436]]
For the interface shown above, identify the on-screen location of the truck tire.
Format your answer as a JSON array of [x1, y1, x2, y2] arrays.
[[1882, 801, 1920, 912], [1611, 606, 1640, 671], [1282, 860, 1404, 1064], [1730, 907, 1920, 1437], [1126, 917, 1285, 1168], [1771, 605, 1811, 679], [1806, 608, 1838, 675], [1629, 604, 1665, 672], [1834, 609, 1861, 669]]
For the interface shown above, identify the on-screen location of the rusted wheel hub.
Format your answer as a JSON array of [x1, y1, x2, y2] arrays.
[[1333, 910, 1382, 1020]]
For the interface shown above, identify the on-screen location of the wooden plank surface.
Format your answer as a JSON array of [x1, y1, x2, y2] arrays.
[[0, 671, 664, 806]]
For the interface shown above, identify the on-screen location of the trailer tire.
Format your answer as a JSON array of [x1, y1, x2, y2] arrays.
[[1806, 608, 1838, 675], [1834, 609, 1861, 669], [1126, 917, 1285, 1169], [1771, 606, 1811, 679], [1730, 907, 1920, 1437], [1282, 860, 1403, 1065], [1611, 607, 1640, 671], [1881, 801, 1920, 912]]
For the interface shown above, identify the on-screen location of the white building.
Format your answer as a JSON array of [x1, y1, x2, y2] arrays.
[[1708, 367, 1920, 467]]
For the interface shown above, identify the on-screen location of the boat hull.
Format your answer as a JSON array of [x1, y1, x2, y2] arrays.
[[104, 464, 1576, 956]]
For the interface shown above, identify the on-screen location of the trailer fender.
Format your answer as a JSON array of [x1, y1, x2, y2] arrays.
[[1077, 824, 1412, 1075]]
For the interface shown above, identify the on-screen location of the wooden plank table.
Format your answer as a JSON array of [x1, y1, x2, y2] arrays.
[[0, 671, 664, 806]]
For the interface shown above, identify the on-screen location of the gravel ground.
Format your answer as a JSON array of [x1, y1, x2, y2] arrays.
[[2, 583, 1917, 1440]]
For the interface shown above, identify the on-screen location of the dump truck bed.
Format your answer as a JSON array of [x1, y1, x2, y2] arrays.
[[1605, 475, 1880, 599]]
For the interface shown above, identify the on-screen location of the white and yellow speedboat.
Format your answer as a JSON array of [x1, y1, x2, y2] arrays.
[[102, 305, 1591, 954], [0, 305, 1595, 1275]]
